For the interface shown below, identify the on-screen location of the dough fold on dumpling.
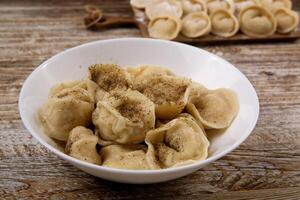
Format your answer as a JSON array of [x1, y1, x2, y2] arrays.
[[261, 0, 292, 12], [188, 82, 209, 102], [92, 89, 155, 145], [145, 115, 209, 169], [239, 5, 277, 37], [210, 9, 239, 37], [234, 0, 261, 13], [207, 0, 235, 14], [148, 15, 182, 40], [135, 75, 191, 119], [274, 8, 299, 34], [181, 12, 211, 38], [127, 65, 174, 83], [65, 126, 101, 164], [181, 0, 207, 15], [187, 88, 239, 129], [100, 144, 149, 170], [145, 0, 183, 20], [49, 79, 99, 103], [38, 86, 94, 141], [88, 64, 133, 101]]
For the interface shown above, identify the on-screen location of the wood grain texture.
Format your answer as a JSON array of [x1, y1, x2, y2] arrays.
[[0, 0, 300, 199]]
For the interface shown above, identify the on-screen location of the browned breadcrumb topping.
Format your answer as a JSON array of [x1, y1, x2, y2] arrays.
[[89, 64, 131, 91], [136, 75, 190, 104]]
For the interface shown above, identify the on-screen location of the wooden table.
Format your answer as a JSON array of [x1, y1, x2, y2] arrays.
[[1, 0, 299, 199]]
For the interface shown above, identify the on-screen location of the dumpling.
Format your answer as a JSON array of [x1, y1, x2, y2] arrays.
[[207, 0, 235, 14], [148, 15, 182, 40], [239, 5, 277, 37], [100, 144, 149, 170], [88, 64, 133, 101], [92, 89, 155, 145], [187, 88, 239, 129], [188, 82, 209, 101], [274, 8, 299, 34], [261, 0, 292, 12], [38, 86, 94, 141], [210, 9, 239, 37], [181, 0, 207, 15], [130, 0, 157, 9], [234, 0, 261, 13], [127, 65, 174, 83], [145, 0, 183, 20], [145, 115, 209, 169], [181, 12, 211, 38], [49, 79, 98, 103], [65, 126, 101, 164], [134, 75, 191, 119]]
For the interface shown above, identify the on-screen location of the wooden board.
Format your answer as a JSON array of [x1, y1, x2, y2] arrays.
[[1, 0, 300, 199], [131, 7, 300, 43]]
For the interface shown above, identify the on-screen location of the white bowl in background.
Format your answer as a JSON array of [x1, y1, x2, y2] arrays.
[[19, 38, 259, 184]]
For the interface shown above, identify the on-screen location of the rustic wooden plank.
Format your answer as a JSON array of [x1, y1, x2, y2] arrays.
[[0, 0, 300, 199]]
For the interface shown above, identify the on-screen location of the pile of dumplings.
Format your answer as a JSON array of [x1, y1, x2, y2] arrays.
[[38, 64, 239, 170], [130, 0, 299, 39]]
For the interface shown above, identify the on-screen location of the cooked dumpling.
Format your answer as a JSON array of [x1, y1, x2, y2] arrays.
[[239, 5, 277, 37], [135, 75, 191, 119], [187, 88, 239, 129], [274, 8, 299, 33], [145, 115, 209, 169], [145, 0, 183, 20], [92, 89, 155, 145], [210, 9, 239, 37], [65, 126, 101, 164], [207, 0, 235, 14], [127, 65, 174, 83], [88, 64, 133, 101], [188, 82, 209, 101], [100, 144, 149, 170], [261, 0, 292, 12], [38, 87, 94, 141], [148, 15, 181, 40], [181, 0, 207, 15], [234, 0, 261, 13], [49, 80, 98, 103], [130, 0, 156, 9], [181, 12, 211, 38]]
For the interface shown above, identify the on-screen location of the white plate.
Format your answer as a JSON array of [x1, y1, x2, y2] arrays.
[[19, 38, 259, 184]]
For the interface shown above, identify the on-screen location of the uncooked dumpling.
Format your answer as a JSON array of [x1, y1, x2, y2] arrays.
[[261, 0, 292, 12], [239, 5, 277, 37], [38, 87, 94, 141], [65, 126, 101, 164], [145, 115, 209, 169], [181, 0, 207, 15], [145, 0, 183, 19], [274, 8, 299, 33], [210, 9, 239, 37], [234, 0, 261, 13], [127, 65, 174, 83], [207, 0, 235, 14], [88, 64, 133, 101], [100, 144, 149, 170], [92, 89, 155, 145], [181, 12, 211, 38], [148, 15, 181, 40], [187, 88, 239, 129], [135, 75, 191, 119]]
